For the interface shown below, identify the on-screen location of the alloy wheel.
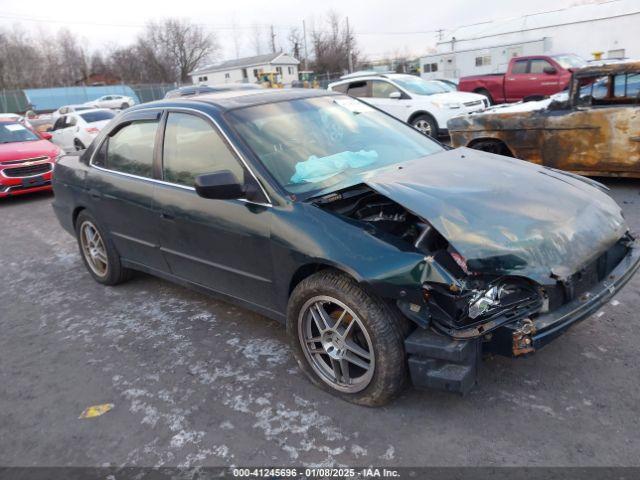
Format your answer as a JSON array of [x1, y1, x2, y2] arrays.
[[413, 119, 432, 135], [79, 221, 109, 277], [298, 296, 375, 393]]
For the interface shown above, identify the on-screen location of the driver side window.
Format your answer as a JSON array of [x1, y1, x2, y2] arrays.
[[162, 112, 245, 187]]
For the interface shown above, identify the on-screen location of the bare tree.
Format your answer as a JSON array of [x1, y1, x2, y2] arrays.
[[138, 19, 219, 83], [287, 27, 302, 60], [309, 11, 360, 75], [250, 24, 266, 56]]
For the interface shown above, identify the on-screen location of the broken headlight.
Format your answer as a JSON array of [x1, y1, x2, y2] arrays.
[[425, 278, 542, 334], [465, 281, 541, 322]]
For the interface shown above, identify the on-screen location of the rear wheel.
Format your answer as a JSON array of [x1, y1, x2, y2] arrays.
[[470, 139, 513, 157], [75, 210, 132, 285], [410, 114, 438, 138], [287, 270, 408, 406], [121, 102, 130, 109]]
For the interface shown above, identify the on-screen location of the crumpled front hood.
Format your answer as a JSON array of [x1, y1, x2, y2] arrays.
[[364, 148, 627, 283]]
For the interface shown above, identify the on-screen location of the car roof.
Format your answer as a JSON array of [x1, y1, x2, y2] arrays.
[[330, 73, 418, 86], [137, 88, 339, 112]]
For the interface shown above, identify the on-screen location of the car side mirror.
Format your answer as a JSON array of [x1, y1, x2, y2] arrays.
[[389, 91, 402, 99], [195, 170, 245, 200], [40, 131, 53, 140], [543, 66, 557, 75]]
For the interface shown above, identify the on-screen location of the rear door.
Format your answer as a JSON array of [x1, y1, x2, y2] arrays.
[[51, 115, 76, 150], [505, 59, 530, 102], [86, 109, 168, 271], [153, 111, 276, 310]]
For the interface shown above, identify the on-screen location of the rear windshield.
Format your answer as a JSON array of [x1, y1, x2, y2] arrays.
[[0, 122, 39, 143], [80, 111, 115, 123]]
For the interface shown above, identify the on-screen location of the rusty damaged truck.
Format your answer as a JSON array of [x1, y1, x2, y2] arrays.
[[448, 61, 640, 178]]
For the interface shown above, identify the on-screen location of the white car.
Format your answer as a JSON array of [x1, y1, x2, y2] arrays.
[[51, 104, 94, 123], [50, 109, 116, 151], [0, 113, 35, 130], [328, 73, 488, 137], [85, 94, 136, 110]]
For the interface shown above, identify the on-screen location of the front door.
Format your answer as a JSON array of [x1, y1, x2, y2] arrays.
[[86, 110, 168, 271], [153, 111, 276, 311], [368, 80, 412, 122], [528, 58, 562, 97], [542, 72, 640, 175]]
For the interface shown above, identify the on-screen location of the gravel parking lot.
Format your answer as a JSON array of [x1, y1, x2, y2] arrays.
[[1, 179, 639, 468]]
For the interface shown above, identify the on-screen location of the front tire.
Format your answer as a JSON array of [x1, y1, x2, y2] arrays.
[[287, 270, 408, 406], [75, 210, 131, 285], [410, 114, 438, 138]]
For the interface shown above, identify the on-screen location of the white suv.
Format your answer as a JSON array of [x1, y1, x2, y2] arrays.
[[328, 73, 488, 137]]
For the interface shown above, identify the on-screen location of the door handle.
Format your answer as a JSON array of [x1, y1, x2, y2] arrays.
[[160, 212, 175, 220]]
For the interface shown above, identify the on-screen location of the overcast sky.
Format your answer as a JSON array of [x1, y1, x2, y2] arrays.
[[0, 0, 581, 61]]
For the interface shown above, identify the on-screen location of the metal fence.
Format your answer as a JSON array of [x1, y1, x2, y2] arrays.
[[0, 83, 177, 114]]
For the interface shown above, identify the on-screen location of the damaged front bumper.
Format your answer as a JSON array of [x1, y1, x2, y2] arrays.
[[489, 240, 640, 357], [405, 241, 640, 394]]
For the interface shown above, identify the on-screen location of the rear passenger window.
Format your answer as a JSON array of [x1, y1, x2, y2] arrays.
[[162, 112, 244, 187], [347, 81, 370, 98], [512, 60, 529, 74], [331, 83, 348, 93], [106, 120, 158, 178]]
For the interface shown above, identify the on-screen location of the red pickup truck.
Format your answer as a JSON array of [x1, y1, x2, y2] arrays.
[[458, 54, 586, 104]]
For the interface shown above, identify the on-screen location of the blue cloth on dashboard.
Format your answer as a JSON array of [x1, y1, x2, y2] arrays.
[[290, 150, 378, 184]]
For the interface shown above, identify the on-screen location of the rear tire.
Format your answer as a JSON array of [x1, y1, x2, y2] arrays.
[[470, 139, 513, 157], [121, 102, 130, 109], [287, 270, 408, 406], [75, 210, 132, 285], [410, 114, 438, 138]]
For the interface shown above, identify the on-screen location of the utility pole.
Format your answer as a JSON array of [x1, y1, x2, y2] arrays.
[[302, 19, 309, 71], [346, 16, 353, 73], [270, 25, 277, 53]]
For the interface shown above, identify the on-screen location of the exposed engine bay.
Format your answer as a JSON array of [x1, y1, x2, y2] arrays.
[[313, 184, 543, 339]]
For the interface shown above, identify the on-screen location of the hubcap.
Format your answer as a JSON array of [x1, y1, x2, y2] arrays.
[[79, 221, 108, 277], [414, 119, 432, 135], [298, 296, 375, 393]]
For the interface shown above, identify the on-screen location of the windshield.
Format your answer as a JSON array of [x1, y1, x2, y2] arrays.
[[0, 122, 40, 143], [228, 95, 444, 197], [80, 110, 115, 123], [553, 54, 586, 69], [392, 75, 449, 95]]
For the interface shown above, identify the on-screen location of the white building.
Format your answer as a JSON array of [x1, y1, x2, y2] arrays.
[[420, 0, 640, 80], [189, 52, 300, 86]]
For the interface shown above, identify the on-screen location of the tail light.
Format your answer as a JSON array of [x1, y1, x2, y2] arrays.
[[85, 127, 99, 134]]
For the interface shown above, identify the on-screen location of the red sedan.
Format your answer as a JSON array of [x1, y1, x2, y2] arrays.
[[0, 118, 62, 198]]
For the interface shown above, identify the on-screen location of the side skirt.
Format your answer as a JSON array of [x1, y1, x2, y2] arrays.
[[121, 259, 286, 324]]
